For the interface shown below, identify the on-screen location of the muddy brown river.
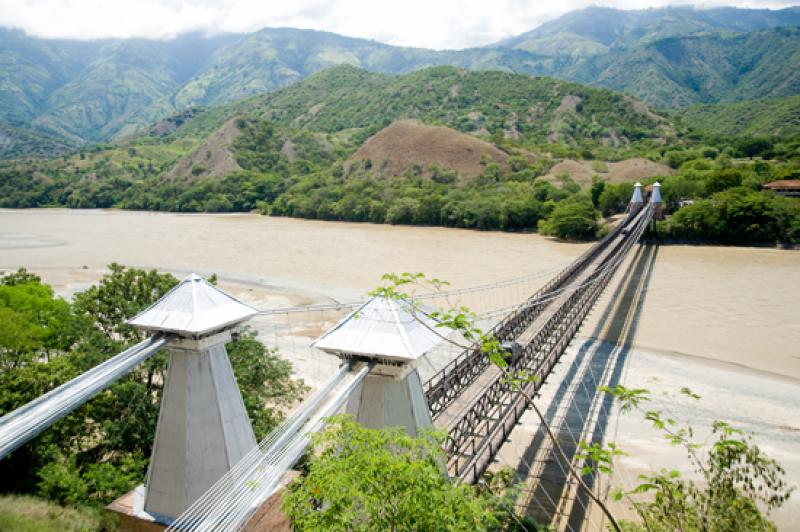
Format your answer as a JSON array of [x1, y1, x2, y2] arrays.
[[2, 208, 798, 527]]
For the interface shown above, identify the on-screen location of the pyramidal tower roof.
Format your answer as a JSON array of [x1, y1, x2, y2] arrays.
[[312, 296, 450, 361], [127, 274, 257, 337]]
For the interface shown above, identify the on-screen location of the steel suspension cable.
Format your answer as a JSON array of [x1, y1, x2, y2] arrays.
[[0, 335, 170, 459]]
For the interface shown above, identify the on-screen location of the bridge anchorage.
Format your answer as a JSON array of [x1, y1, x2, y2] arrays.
[[0, 183, 661, 530]]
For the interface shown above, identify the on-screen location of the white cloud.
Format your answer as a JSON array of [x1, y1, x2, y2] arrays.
[[0, 0, 797, 48]]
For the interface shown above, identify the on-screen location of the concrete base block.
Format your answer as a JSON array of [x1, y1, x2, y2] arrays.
[[345, 368, 432, 436], [107, 486, 165, 532]]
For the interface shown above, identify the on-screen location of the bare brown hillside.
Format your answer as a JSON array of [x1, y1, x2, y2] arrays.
[[166, 119, 242, 180], [543, 157, 672, 188], [346, 119, 509, 180]]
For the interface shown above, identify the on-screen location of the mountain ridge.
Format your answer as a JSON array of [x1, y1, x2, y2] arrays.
[[1, 5, 799, 154]]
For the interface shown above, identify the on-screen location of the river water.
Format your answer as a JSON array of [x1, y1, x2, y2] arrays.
[[1, 208, 798, 527]]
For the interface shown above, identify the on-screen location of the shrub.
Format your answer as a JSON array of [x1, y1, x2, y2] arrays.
[[282, 416, 508, 531], [538, 196, 601, 240]]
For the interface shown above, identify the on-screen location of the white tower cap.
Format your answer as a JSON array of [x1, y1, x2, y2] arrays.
[[127, 274, 257, 337], [312, 296, 450, 362]]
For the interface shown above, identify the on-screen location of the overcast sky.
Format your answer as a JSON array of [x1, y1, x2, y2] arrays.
[[0, 0, 797, 49]]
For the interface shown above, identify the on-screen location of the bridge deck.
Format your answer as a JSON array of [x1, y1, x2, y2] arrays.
[[432, 205, 652, 482], [434, 211, 638, 433], [514, 219, 631, 347]]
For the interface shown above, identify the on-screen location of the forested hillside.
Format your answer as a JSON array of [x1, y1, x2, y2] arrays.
[[496, 5, 800, 56], [2, 6, 800, 153], [681, 94, 800, 138], [567, 27, 800, 108]]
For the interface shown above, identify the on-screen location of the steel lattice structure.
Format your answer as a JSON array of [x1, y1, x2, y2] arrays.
[[423, 205, 653, 481]]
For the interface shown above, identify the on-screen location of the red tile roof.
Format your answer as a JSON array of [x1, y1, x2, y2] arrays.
[[764, 180, 800, 190]]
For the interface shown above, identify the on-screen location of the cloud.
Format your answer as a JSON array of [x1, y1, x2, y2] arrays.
[[0, 0, 797, 48]]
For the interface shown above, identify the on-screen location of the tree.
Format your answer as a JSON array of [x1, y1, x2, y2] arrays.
[[538, 196, 601, 240], [597, 182, 634, 216], [737, 137, 774, 159], [71, 263, 178, 343], [282, 416, 509, 531], [601, 385, 792, 532], [590, 176, 606, 208]]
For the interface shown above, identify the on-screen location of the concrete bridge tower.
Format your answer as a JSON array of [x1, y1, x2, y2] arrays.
[[127, 274, 258, 524], [630, 182, 644, 209], [650, 181, 664, 219], [312, 296, 448, 437]]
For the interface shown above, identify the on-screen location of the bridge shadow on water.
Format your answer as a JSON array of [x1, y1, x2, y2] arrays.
[[514, 243, 660, 531]]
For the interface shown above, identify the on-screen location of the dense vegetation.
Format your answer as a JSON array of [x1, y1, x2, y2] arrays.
[[2, 6, 800, 152], [681, 94, 800, 138], [283, 416, 526, 531], [2, 88, 798, 244], [0, 266, 306, 511], [0, 54, 797, 247]]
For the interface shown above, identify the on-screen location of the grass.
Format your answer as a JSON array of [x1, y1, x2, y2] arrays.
[[0, 495, 117, 532]]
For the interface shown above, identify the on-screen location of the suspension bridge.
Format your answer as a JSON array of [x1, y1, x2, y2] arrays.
[[0, 183, 662, 530]]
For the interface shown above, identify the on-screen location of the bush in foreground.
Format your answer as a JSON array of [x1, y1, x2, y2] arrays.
[[282, 415, 523, 531]]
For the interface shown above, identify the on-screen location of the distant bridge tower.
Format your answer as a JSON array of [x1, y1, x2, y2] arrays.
[[312, 296, 447, 437], [650, 181, 664, 219], [127, 274, 258, 524], [630, 182, 644, 210]]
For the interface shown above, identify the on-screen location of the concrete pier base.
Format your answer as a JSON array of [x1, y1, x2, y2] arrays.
[[345, 368, 432, 437], [143, 331, 257, 522]]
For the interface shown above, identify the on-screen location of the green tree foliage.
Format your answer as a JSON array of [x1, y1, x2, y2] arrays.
[[662, 187, 800, 245], [590, 176, 606, 207], [232, 117, 289, 174], [601, 386, 792, 532], [282, 415, 511, 531], [598, 182, 634, 216], [538, 196, 602, 240], [0, 266, 305, 508], [227, 329, 308, 438]]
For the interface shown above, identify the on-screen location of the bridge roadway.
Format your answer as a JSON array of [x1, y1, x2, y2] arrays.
[[425, 205, 653, 482]]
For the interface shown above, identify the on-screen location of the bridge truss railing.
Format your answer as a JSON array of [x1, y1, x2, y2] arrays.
[[443, 205, 652, 482], [423, 204, 644, 418]]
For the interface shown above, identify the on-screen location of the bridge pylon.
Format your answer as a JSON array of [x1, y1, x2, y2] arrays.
[[650, 181, 664, 220], [126, 274, 258, 524], [630, 182, 644, 209], [312, 296, 448, 437]]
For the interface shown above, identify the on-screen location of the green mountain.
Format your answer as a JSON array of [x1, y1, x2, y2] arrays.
[[1, 6, 800, 151], [0, 120, 78, 158], [1, 66, 687, 231], [681, 94, 800, 138], [0, 29, 239, 142], [496, 6, 800, 57], [566, 27, 800, 108], [228, 66, 675, 146]]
